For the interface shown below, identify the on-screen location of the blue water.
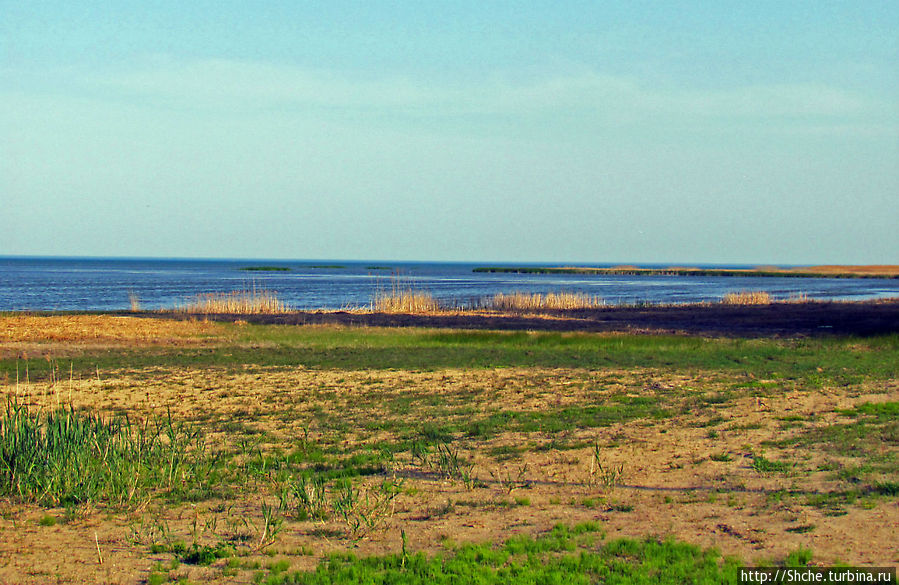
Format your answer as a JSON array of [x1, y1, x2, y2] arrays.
[[0, 257, 896, 312]]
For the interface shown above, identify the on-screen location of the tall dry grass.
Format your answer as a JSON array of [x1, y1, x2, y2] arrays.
[[0, 315, 222, 343], [371, 276, 440, 313], [128, 291, 141, 312], [372, 291, 440, 313], [721, 291, 772, 305], [176, 290, 289, 314], [483, 292, 605, 311]]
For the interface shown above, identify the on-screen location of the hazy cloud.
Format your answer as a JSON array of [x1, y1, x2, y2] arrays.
[[70, 58, 891, 129]]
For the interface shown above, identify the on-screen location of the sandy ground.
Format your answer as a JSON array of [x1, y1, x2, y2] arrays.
[[0, 314, 896, 583], [1, 365, 896, 583]]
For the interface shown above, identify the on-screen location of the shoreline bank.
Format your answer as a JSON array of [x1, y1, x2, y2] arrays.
[[473, 265, 899, 279]]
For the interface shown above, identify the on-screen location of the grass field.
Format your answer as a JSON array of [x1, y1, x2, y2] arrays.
[[0, 315, 896, 583]]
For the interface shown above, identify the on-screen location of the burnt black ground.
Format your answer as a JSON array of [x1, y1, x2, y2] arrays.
[[154, 299, 899, 338]]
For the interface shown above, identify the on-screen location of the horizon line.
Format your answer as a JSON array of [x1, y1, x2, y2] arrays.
[[0, 254, 876, 269]]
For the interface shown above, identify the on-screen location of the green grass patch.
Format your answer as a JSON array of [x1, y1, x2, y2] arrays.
[[752, 455, 792, 474], [804, 490, 861, 516], [260, 524, 744, 584], [5, 327, 897, 382], [465, 402, 669, 439], [769, 402, 898, 489], [37, 514, 57, 526], [181, 542, 235, 565], [853, 402, 899, 417], [871, 481, 899, 496], [0, 401, 220, 507]]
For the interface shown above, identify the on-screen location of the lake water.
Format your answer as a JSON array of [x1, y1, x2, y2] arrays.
[[1, 257, 896, 312]]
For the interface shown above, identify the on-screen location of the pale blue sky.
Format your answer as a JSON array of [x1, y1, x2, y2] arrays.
[[2, 1, 897, 264]]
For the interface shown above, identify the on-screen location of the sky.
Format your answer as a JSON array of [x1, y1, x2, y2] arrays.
[[2, 1, 897, 264]]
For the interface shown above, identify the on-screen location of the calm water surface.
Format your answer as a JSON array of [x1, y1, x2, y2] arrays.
[[1, 257, 896, 312]]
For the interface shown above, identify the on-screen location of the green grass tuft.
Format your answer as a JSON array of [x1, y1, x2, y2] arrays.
[[0, 401, 216, 507], [752, 455, 792, 474]]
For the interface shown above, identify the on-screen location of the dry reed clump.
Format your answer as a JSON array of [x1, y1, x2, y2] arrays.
[[372, 291, 440, 313], [176, 290, 289, 314], [128, 291, 141, 312], [721, 291, 772, 305], [370, 275, 440, 313], [484, 292, 605, 311]]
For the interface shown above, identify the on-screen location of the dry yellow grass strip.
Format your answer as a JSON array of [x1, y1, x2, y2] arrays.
[[0, 315, 223, 343], [485, 292, 604, 311], [800, 265, 899, 276]]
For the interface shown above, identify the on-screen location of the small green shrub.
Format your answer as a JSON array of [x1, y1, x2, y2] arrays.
[[181, 542, 233, 565]]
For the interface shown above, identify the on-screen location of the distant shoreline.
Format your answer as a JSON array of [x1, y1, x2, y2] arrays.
[[473, 265, 899, 279]]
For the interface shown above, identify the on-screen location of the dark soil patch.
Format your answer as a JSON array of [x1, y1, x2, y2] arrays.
[[160, 300, 899, 338]]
